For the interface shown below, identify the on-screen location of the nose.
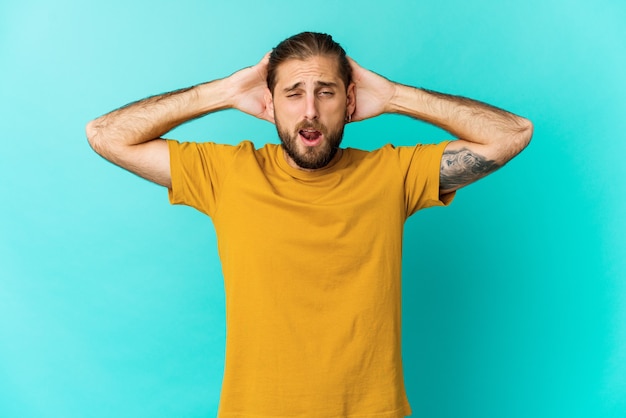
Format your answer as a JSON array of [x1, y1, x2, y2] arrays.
[[303, 94, 319, 120]]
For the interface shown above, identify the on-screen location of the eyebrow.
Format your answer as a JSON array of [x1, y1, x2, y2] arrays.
[[317, 81, 338, 88], [283, 81, 339, 93]]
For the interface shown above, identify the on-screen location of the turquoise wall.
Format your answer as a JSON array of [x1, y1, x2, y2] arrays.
[[1, 0, 624, 417]]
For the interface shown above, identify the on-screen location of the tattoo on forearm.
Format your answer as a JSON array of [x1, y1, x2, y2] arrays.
[[440, 148, 500, 191]]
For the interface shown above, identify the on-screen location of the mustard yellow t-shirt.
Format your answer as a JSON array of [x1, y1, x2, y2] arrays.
[[168, 140, 454, 418]]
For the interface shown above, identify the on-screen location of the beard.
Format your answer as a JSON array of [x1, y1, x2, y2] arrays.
[[276, 118, 345, 170]]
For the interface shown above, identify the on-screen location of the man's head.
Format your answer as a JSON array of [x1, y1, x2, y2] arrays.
[[267, 32, 352, 95], [266, 32, 355, 170]]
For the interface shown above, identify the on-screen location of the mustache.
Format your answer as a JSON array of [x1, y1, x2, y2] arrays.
[[295, 120, 326, 134]]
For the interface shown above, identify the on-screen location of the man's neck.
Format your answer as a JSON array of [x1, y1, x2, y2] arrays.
[[282, 148, 344, 172]]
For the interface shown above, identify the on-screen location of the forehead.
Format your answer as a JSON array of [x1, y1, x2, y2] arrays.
[[274, 55, 343, 89]]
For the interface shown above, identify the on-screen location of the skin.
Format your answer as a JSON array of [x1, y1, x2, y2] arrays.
[[268, 55, 355, 170], [86, 51, 533, 194]]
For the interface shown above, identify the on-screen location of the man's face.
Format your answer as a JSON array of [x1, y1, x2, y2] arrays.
[[269, 55, 355, 170]]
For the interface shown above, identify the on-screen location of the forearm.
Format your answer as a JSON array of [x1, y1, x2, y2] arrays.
[[86, 79, 232, 151], [388, 84, 533, 163], [85, 56, 271, 188]]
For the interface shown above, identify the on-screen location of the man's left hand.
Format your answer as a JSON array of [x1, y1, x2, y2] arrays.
[[348, 57, 397, 122]]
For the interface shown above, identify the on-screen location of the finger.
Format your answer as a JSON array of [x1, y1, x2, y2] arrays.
[[346, 56, 361, 70], [346, 56, 365, 84], [263, 113, 275, 124], [253, 53, 271, 79], [259, 51, 271, 66]]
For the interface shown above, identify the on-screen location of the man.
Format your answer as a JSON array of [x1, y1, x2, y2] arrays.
[[87, 32, 532, 418]]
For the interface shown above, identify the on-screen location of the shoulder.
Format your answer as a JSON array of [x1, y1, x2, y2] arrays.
[[343, 144, 400, 159], [169, 139, 262, 157], [345, 142, 448, 163]]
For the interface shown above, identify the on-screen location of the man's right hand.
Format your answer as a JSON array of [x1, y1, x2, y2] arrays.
[[226, 53, 275, 124]]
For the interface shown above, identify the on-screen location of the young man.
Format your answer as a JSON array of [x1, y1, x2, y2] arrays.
[[87, 32, 532, 418]]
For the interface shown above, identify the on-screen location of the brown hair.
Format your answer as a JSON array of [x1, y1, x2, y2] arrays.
[[267, 32, 352, 93]]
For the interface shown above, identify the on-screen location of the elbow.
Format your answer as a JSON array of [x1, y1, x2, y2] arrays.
[[495, 117, 533, 164], [511, 117, 533, 156], [85, 119, 98, 148], [519, 117, 534, 149], [85, 118, 107, 156]]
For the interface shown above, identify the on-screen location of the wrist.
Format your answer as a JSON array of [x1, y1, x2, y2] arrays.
[[387, 83, 421, 115], [194, 78, 233, 113], [383, 82, 400, 114]]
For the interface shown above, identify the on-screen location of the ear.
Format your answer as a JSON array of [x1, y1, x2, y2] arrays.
[[265, 88, 275, 123], [346, 82, 356, 119]]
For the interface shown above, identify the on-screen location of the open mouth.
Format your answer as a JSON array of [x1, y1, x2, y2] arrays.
[[299, 128, 323, 146]]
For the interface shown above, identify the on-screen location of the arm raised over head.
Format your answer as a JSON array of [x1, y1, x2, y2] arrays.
[[85, 54, 274, 188], [348, 57, 533, 194]]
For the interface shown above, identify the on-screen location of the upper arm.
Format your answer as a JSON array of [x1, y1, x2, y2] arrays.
[[86, 122, 172, 188], [116, 139, 172, 188], [439, 140, 502, 194]]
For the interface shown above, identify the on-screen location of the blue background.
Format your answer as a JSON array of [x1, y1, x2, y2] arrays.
[[1, 0, 625, 417]]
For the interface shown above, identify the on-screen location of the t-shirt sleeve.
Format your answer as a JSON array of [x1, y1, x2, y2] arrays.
[[398, 141, 456, 217], [167, 139, 239, 217]]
